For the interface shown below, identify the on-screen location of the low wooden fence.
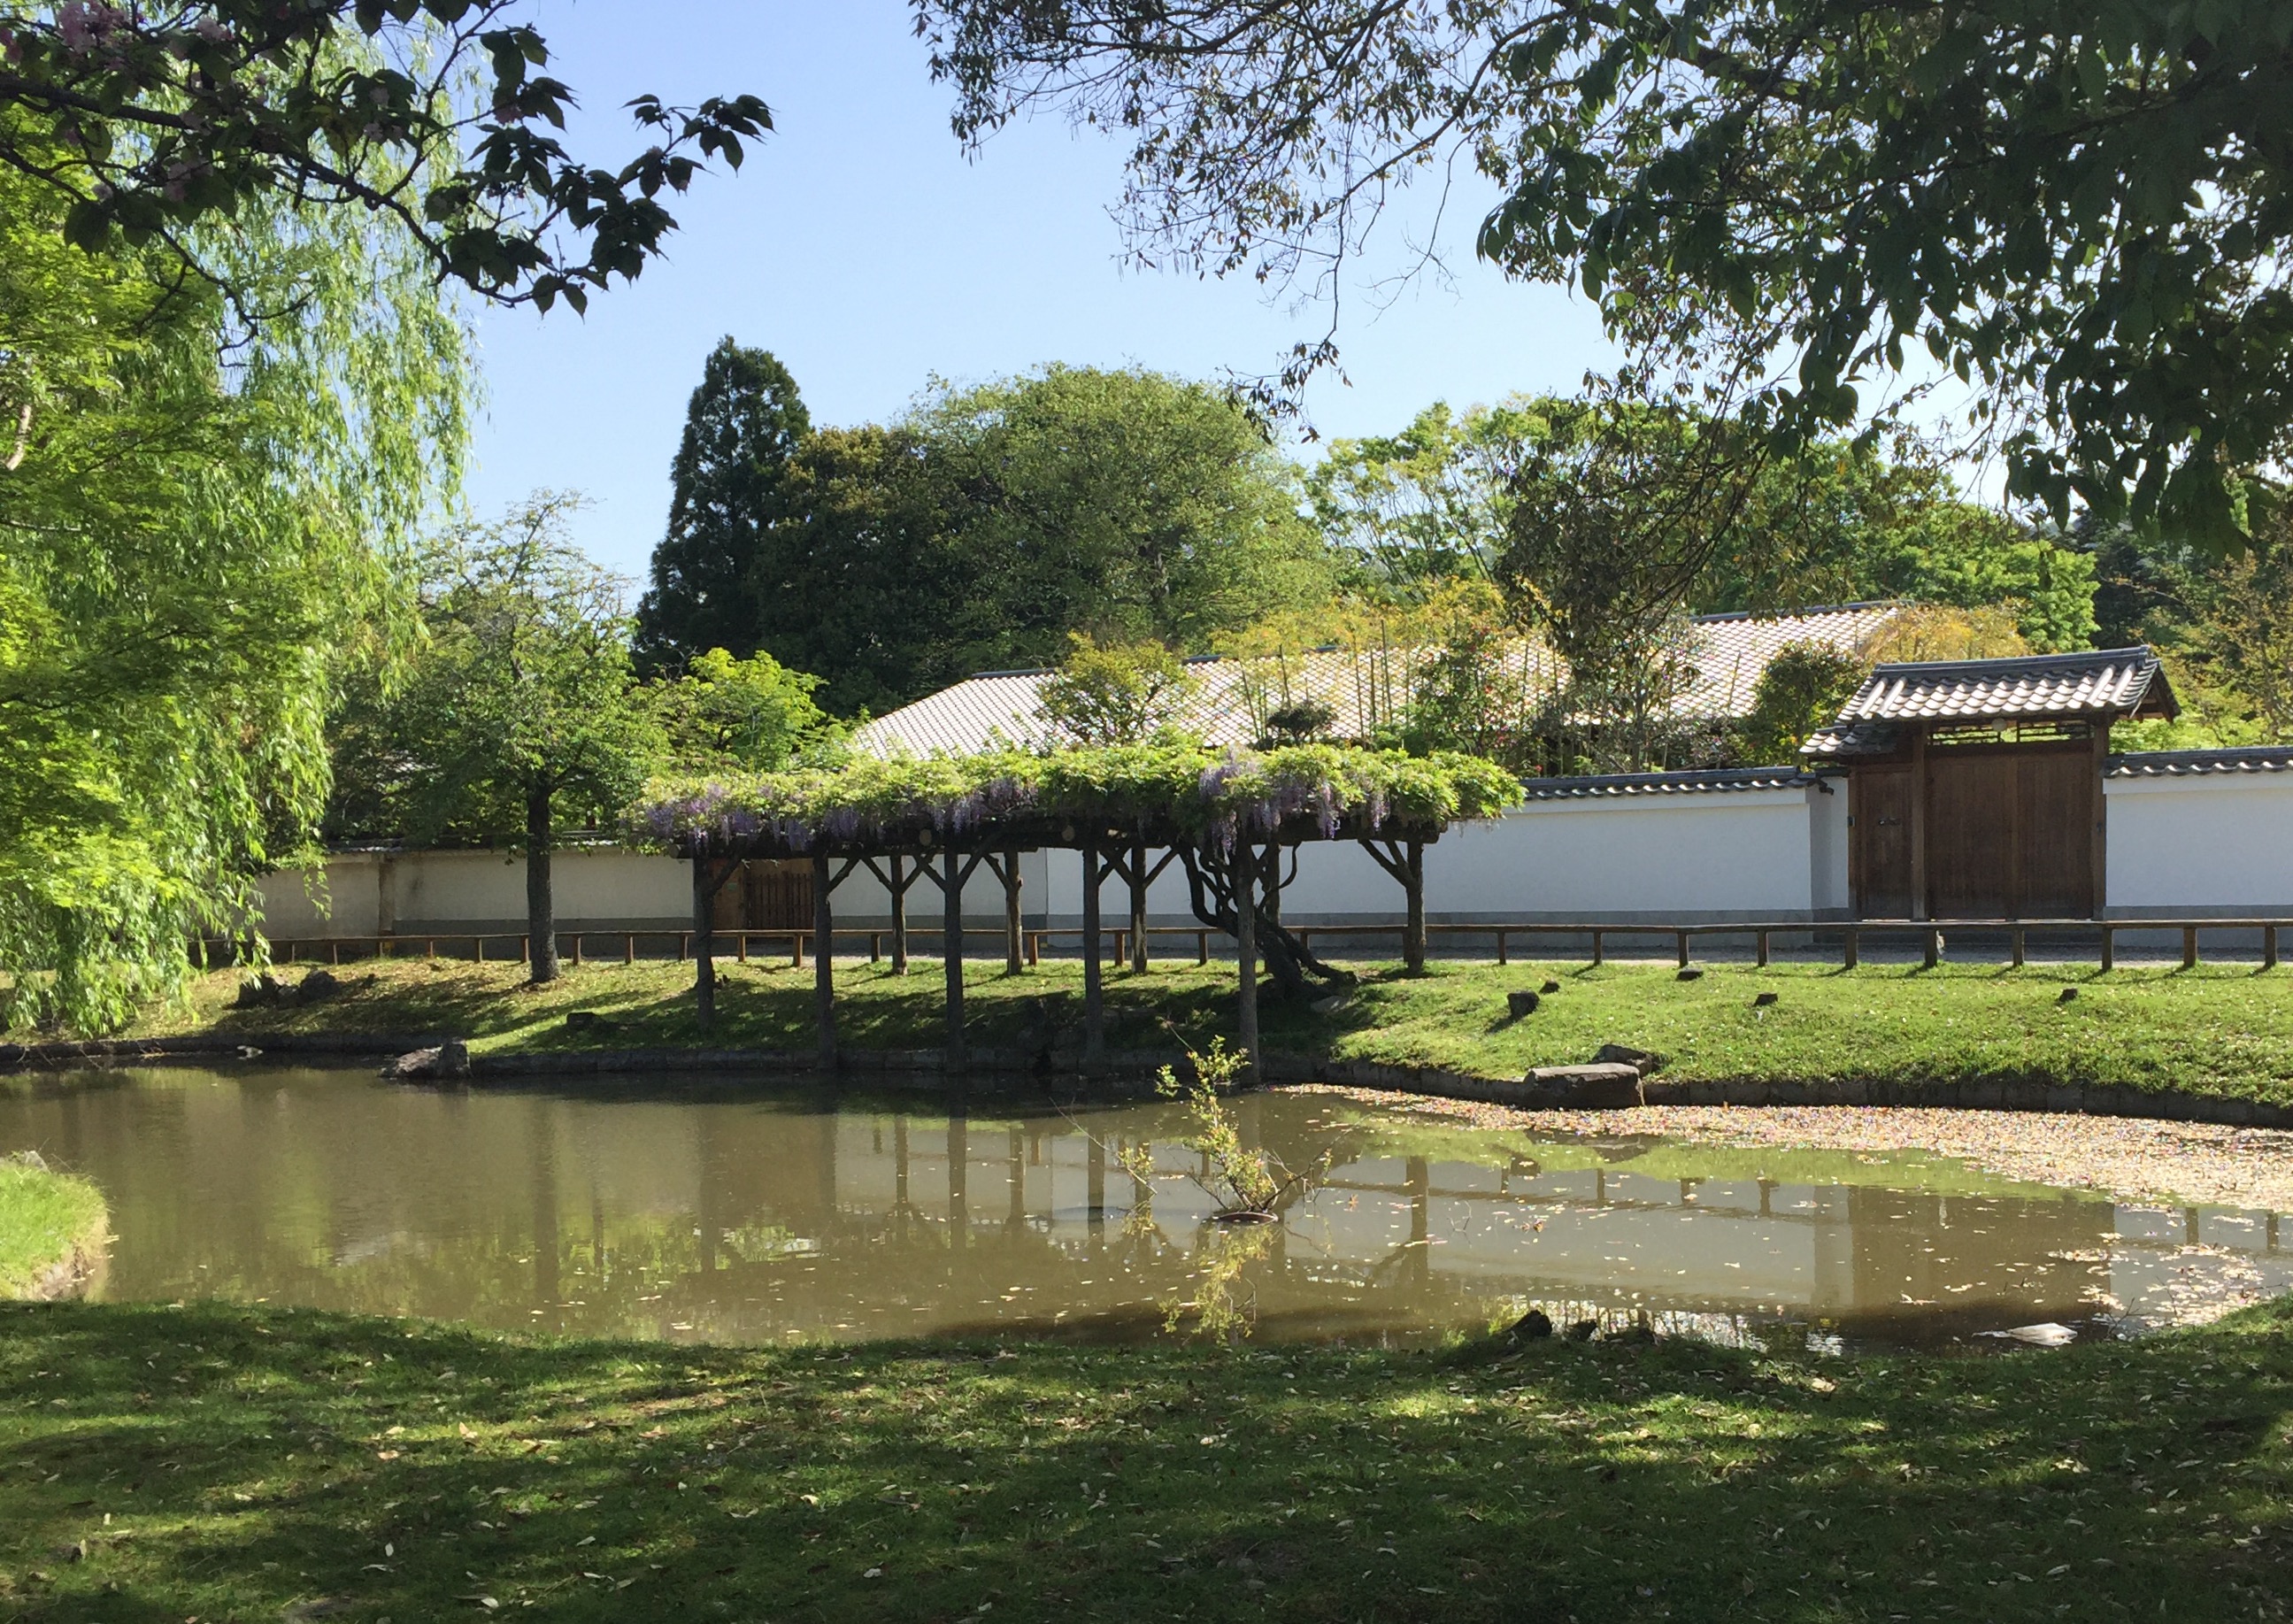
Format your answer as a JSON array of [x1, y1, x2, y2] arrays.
[[204, 916, 2293, 973]]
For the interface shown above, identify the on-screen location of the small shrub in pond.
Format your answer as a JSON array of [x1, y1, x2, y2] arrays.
[[1129, 1036, 1335, 1220]]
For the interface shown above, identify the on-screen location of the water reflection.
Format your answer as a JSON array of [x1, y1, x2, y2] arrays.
[[2, 1067, 2286, 1351]]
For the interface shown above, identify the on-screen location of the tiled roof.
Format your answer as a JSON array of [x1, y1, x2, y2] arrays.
[[853, 602, 1900, 758], [1797, 720, 1901, 759], [1517, 766, 1823, 802], [1834, 646, 2173, 725], [2106, 746, 2293, 780]]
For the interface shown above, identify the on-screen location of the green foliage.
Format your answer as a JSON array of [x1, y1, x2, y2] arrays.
[[342, 496, 664, 850], [646, 647, 835, 774], [921, 0, 2293, 548], [1306, 399, 1538, 592], [1732, 643, 1866, 764], [634, 340, 812, 670], [721, 366, 1334, 714], [0, 155, 470, 1032], [1037, 634, 1198, 746], [635, 742, 1521, 855], [0, 4, 768, 312]]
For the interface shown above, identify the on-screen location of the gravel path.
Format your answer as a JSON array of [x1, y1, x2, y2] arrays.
[[1305, 1090, 2293, 1213]]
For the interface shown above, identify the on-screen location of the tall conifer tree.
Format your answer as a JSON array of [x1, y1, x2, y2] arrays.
[[635, 340, 811, 670]]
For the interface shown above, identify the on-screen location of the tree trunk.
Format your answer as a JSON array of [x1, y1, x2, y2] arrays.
[[812, 850, 836, 1070], [889, 854, 908, 974], [1404, 839, 1427, 975], [692, 857, 716, 1028], [1129, 835, 1150, 973], [527, 788, 558, 985], [941, 845, 966, 1073], [1235, 843, 1259, 1083], [1002, 850, 1023, 974], [1081, 843, 1104, 1059]]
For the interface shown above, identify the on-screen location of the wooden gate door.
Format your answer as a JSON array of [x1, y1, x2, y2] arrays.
[[1851, 767, 1913, 918], [1924, 745, 2094, 919], [2013, 748, 2094, 917], [1926, 752, 2019, 918], [744, 861, 815, 930]]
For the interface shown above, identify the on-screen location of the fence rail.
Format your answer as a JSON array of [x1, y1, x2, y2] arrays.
[[202, 915, 2293, 974]]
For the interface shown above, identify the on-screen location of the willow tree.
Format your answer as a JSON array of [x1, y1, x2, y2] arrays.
[[0, 158, 469, 1031]]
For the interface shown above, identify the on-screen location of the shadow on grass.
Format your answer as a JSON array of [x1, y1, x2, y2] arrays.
[[4, 1298, 2291, 1622]]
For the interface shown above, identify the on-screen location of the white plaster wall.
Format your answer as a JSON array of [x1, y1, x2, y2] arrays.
[[1809, 778, 1851, 914], [254, 858, 381, 937], [2106, 774, 2293, 912]]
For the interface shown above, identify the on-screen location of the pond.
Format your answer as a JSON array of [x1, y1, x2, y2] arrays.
[[4, 1066, 2287, 1352]]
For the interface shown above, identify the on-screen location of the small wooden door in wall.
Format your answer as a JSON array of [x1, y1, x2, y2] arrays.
[[1851, 767, 1913, 918]]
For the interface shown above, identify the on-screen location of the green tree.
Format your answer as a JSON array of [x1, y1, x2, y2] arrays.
[[0, 156, 468, 1032], [1038, 634, 1198, 746], [920, 366, 1332, 668], [745, 366, 1331, 714], [635, 340, 812, 671], [1732, 644, 1868, 765], [920, 0, 2293, 546], [0, 3, 768, 312], [647, 647, 834, 773], [1306, 401, 1532, 594], [365, 496, 663, 986]]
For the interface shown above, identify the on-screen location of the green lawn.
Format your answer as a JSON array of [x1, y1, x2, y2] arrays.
[[118, 952, 2293, 1104], [1, 1297, 2288, 1622], [0, 1161, 106, 1300]]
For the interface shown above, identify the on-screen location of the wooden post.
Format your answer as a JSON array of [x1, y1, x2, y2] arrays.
[[1843, 926, 1858, 970], [871, 931, 883, 964], [1909, 726, 1929, 921], [1081, 844, 1104, 1060], [2011, 927, 2026, 968], [790, 929, 803, 968], [1196, 928, 1209, 966], [570, 933, 581, 968], [1496, 929, 1508, 967], [2183, 925, 2198, 971], [737, 929, 749, 966], [1235, 843, 1260, 1083], [1003, 850, 1024, 974], [1404, 840, 1427, 974], [474, 935, 483, 966], [1591, 928, 1604, 967], [942, 845, 967, 1073], [889, 854, 910, 975], [624, 933, 635, 966], [1757, 928, 1770, 968], [1675, 930, 1689, 970], [1130, 835, 1151, 973], [2267, 924, 2280, 971], [813, 850, 836, 1070], [692, 858, 717, 1029], [1923, 927, 1941, 970], [2101, 921, 2115, 972]]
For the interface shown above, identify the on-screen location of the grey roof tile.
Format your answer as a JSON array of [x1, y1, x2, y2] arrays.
[[854, 603, 1901, 758], [1834, 646, 2172, 725], [2105, 746, 2293, 779], [1517, 766, 1821, 801]]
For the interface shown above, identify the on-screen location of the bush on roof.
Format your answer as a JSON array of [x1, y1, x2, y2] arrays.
[[630, 743, 1520, 855]]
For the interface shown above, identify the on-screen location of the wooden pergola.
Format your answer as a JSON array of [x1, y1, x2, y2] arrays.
[[672, 810, 1453, 1081]]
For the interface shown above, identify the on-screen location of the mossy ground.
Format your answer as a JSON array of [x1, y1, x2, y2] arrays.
[[116, 951, 2293, 1104], [1, 1297, 2288, 1621], [0, 1162, 106, 1300]]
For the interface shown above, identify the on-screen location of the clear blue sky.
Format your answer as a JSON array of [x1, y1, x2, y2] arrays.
[[465, 0, 1622, 581]]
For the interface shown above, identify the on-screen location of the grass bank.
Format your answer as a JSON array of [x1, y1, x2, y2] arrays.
[[1, 1298, 2288, 1621], [0, 1160, 106, 1301], [104, 955, 2293, 1106]]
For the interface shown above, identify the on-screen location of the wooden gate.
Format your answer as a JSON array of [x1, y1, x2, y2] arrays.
[[1851, 742, 2096, 919], [708, 860, 815, 931]]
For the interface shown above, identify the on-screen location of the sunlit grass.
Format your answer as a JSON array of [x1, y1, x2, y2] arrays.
[[0, 1161, 105, 1298], [98, 951, 2293, 1104]]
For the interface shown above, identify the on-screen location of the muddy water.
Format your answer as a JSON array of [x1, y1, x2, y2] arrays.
[[3, 1066, 2285, 1351]]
